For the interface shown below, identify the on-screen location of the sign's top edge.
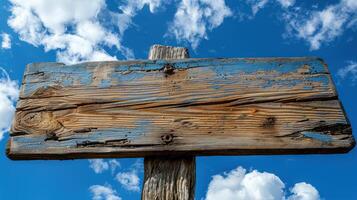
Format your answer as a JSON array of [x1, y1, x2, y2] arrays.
[[26, 56, 324, 67]]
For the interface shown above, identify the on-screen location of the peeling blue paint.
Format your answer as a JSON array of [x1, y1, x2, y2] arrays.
[[22, 57, 329, 97], [12, 120, 152, 151], [99, 79, 111, 88], [302, 131, 333, 142]]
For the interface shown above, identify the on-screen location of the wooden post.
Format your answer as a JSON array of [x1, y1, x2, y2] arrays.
[[141, 45, 195, 200]]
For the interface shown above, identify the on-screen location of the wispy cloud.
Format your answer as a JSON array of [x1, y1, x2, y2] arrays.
[[283, 0, 357, 50], [167, 0, 232, 49], [114, 0, 167, 36], [115, 170, 140, 192], [245, 0, 356, 50], [247, 0, 295, 16], [248, 0, 269, 16], [115, 160, 143, 192], [89, 185, 122, 200], [0, 67, 18, 140], [89, 159, 120, 174], [1, 33, 11, 49], [115, 160, 142, 192], [276, 0, 295, 8], [338, 60, 357, 83], [89, 159, 142, 194], [205, 166, 320, 200]]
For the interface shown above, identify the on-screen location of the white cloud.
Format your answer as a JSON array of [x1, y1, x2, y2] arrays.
[[114, 159, 142, 192], [115, 170, 140, 192], [283, 0, 357, 50], [338, 60, 357, 82], [4, 0, 244, 54], [168, 0, 232, 49], [276, 0, 295, 8], [89, 159, 120, 174], [109, 159, 121, 173], [0, 68, 19, 140], [89, 159, 110, 174], [1, 33, 11, 49], [246, 0, 356, 50], [7, 0, 141, 64], [248, 0, 295, 15], [249, 0, 269, 16], [114, 0, 166, 35], [205, 166, 320, 200], [7, 0, 170, 64], [287, 182, 320, 200], [89, 185, 122, 200]]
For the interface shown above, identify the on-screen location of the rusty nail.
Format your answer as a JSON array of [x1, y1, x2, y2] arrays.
[[161, 134, 174, 144], [162, 64, 175, 75]]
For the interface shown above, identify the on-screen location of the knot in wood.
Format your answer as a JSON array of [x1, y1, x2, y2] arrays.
[[262, 116, 276, 128], [161, 133, 174, 144], [162, 64, 175, 75]]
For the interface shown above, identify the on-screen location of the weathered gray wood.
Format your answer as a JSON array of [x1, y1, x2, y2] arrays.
[[6, 56, 355, 160], [148, 44, 189, 60], [142, 156, 195, 200], [142, 45, 195, 200]]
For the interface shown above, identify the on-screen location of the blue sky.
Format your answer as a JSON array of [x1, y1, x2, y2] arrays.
[[0, 0, 357, 199]]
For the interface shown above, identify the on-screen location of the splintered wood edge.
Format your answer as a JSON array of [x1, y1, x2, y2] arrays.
[[6, 143, 355, 160]]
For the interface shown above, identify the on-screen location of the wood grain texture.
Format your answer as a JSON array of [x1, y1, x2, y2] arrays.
[[142, 45, 195, 200], [142, 156, 195, 200], [148, 44, 189, 60], [6, 56, 355, 160]]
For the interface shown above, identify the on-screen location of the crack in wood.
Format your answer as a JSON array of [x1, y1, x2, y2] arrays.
[[16, 93, 339, 113], [76, 139, 129, 148], [277, 123, 353, 142], [73, 128, 97, 133]]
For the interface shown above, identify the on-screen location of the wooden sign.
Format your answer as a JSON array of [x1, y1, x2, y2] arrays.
[[7, 57, 355, 160]]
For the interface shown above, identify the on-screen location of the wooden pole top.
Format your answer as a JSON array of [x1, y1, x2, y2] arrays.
[[148, 44, 189, 60]]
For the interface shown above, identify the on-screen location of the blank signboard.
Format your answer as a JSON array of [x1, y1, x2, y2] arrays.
[[7, 57, 355, 160]]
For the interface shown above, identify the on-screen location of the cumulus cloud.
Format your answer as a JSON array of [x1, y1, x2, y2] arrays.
[[89, 159, 120, 174], [6, 0, 230, 55], [287, 182, 320, 200], [115, 170, 140, 192], [205, 166, 320, 200], [283, 0, 357, 50], [338, 60, 357, 82], [1, 33, 11, 49], [168, 0, 232, 49], [89, 185, 122, 200], [7, 0, 168, 64], [0, 68, 18, 141], [7, 0, 125, 64]]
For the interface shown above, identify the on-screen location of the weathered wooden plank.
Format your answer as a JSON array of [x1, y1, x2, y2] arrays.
[[7, 57, 355, 160]]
